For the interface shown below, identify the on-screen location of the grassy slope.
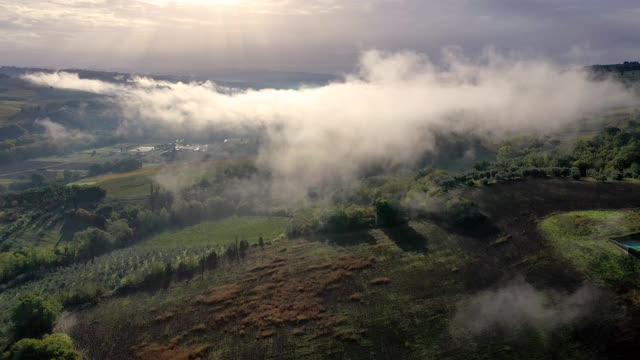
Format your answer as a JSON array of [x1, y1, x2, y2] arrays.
[[538, 209, 640, 278], [72, 220, 594, 360], [75, 160, 232, 200], [7, 180, 640, 358], [74, 166, 162, 199], [138, 216, 290, 248], [0, 100, 24, 125], [0, 215, 289, 349]]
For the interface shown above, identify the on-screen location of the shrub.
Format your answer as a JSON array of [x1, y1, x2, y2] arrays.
[[137, 209, 170, 237], [4, 333, 79, 360], [570, 167, 581, 180], [204, 197, 235, 219], [322, 208, 349, 234], [586, 168, 598, 178], [95, 204, 114, 218], [344, 205, 375, 229], [11, 293, 62, 339], [591, 253, 640, 288], [72, 227, 114, 260], [610, 171, 623, 181], [374, 198, 403, 227], [171, 200, 205, 226], [224, 239, 249, 261], [106, 219, 134, 245]]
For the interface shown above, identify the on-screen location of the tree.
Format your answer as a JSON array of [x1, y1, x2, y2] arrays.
[[30, 173, 46, 186], [171, 200, 204, 226], [570, 167, 581, 180], [62, 170, 73, 182], [11, 293, 62, 339], [107, 219, 134, 245], [72, 228, 113, 260], [374, 198, 402, 227], [472, 160, 491, 172], [4, 333, 79, 360], [204, 197, 235, 219]]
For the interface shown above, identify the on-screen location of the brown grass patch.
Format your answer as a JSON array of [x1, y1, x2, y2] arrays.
[[154, 312, 175, 322], [194, 284, 242, 305], [133, 343, 206, 360], [337, 255, 375, 270], [334, 329, 360, 342], [133, 250, 379, 354], [190, 323, 207, 333], [260, 329, 275, 338], [191, 254, 376, 337], [370, 277, 391, 285], [350, 293, 363, 302]]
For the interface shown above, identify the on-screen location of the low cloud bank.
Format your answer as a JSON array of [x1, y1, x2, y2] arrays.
[[450, 277, 598, 337], [35, 118, 95, 143], [23, 51, 636, 195]]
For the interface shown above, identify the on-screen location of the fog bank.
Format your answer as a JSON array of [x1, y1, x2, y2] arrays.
[[23, 51, 636, 195]]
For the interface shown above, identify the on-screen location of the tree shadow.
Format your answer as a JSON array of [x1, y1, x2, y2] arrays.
[[381, 224, 428, 253]]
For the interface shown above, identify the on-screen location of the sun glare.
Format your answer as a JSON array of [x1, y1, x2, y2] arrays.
[[144, 0, 245, 5]]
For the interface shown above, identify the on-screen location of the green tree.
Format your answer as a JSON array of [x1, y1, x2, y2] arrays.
[[30, 173, 46, 186], [11, 293, 62, 339], [62, 170, 74, 182], [374, 198, 402, 227], [72, 228, 113, 260], [4, 333, 79, 360], [570, 167, 581, 180], [106, 219, 134, 245]]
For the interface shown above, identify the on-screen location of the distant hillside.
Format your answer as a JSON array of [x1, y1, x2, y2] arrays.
[[588, 61, 640, 83], [0, 66, 338, 90], [591, 61, 640, 74]]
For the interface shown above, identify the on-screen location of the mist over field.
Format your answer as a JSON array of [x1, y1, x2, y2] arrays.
[[451, 277, 599, 337], [23, 51, 636, 195]]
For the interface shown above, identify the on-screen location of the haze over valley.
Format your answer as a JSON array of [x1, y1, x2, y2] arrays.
[[1, 1, 640, 359]]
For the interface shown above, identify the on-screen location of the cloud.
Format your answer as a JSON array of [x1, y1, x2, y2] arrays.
[[26, 72, 120, 93], [450, 277, 599, 337], [23, 50, 636, 196], [35, 118, 95, 142]]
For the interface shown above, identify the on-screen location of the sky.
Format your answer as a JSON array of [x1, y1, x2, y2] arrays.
[[1, 0, 639, 75]]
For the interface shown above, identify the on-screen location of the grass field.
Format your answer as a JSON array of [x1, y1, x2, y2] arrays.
[[0, 100, 23, 124], [538, 209, 640, 279], [35, 145, 125, 163], [73, 165, 163, 199], [74, 159, 232, 200], [138, 216, 290, 249]]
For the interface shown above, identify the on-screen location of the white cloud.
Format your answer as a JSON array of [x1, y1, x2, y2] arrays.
[[35, 118, 95, 142], [23, 50, 636, 196]]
